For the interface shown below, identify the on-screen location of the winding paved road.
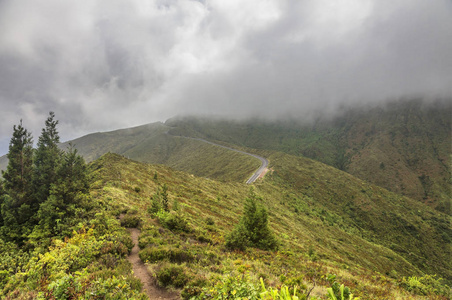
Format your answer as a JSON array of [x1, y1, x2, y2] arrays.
[[174, 135, 269, 184]]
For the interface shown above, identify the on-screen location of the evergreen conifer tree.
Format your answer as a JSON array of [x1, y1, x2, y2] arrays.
[[33, 112, 61, 207], [225, 189, 278, 251], [34, 145, 89, 237], [161, 183, 169, 212], [1, 121, 34, 242], [51, 145, 89, 205], [149, 190, 161, 216], [0, 180, 4, 228]]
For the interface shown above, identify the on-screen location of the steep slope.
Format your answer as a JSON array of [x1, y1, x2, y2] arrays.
[[89, 153, 450, 298], [165, 99, 451, 212], [61, 122, 260, 183], [4, 151, 448, 298], [264, 151, 451, 281], [338, 99, 451, 212]]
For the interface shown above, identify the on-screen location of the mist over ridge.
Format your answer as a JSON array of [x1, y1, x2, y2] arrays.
[[0, 0, 451, 154]]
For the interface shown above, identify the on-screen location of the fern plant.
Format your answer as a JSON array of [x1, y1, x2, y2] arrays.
[[326, 284, 359, 300], [260, 278, 299, 300], [260, 277, 321, 300]]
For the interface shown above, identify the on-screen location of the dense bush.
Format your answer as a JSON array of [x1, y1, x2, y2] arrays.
[[120, 214, 141, 228], [84, 275, 147, 299], [157, 210, 192, 233], [399, 275, 450, 297], [155, 263, 189, 288], [138, 234, 163, 249], [0, 240, 32, 291], [206, 217, 215, 225], [139, 245, 194, 264], [181, 276, 208, 299], [1, 226, 143, 299], [260, 277, 315, 300], [193, 274, 261, 300]]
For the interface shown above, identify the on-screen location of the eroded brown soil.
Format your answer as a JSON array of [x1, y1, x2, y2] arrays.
[[128, 228, 180, 300]]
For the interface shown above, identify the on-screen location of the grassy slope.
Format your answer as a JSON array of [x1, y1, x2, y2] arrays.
[[165, 99, 451, 212], [91, 152, 450, 298], [340, 100, 451, 212], [62, 122, 260, 183], [59, 122, 170, 162], [264, 151, 451, 281]]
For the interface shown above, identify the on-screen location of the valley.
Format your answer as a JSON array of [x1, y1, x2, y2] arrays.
[[0, 99, 450, 299]]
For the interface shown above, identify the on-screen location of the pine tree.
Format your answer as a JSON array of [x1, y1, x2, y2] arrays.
[[1, 121, 34, 242], [149, 190, 161, 216], [226, 189, 278, 251], [0, 180, 4, 228], [35, 145, 89, 237], [161, 183, 169, 212], [33, 112, 62, 207], [53, 145, 88, 201]]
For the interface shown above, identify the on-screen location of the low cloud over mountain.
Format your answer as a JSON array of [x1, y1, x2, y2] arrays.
[[0, 0, 451, 154]]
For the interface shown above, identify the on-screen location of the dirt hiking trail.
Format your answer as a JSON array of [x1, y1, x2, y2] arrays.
[[128, 228, 180, 299]]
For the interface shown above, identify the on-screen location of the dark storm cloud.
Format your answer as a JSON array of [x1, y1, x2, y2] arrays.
[[0, 0, 451, 154]]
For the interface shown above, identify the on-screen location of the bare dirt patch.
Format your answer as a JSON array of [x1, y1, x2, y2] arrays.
[[128, 228, 180, 300], [258, 167, 271, 180]]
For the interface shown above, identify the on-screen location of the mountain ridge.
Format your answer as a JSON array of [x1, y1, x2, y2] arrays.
[[1, 99, 451, 298], [165, 99, 451, 212]]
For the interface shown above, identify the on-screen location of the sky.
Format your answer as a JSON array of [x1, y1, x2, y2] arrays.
[[0, 0, 451, 155]]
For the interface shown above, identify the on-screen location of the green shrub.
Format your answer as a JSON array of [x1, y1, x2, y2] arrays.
[[89, 261, 143, 293], [0, 240, 32, 290], [197, 249, 220, 267], [3, 229, 147, 299], [399, 275, 450, 297], [138, 225, 160, 248], [139, 246, 194, 264], [181, 276, 208, 299], [260, 277, 313, 300], [86, 275, 147, 299], [148, 196, 161, 216], [328, 282, 352, 300], [173, 198, 180, 211], [100, 232, 134, 256], [155, 263, 189, 288], [196, 233, 213, 244], [194, 274, 261, 299], [138, 235, 164, 249], [47, 273, 86, 299], [157, 210, 192, 233], [283, 275, 307, 297], [120, 214, 141, 228], [225, 223, 249, 251]]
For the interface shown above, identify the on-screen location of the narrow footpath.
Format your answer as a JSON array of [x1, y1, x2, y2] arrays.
[[128, 228, 180, 300]]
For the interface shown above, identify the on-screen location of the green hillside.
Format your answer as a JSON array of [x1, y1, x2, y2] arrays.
[[90, 153, 449, 298], [2, 149, 450, 298], [2, 100, 449, 298], [165, 99, 451, 212], [61, 123, 260, 183], [264, 151, 451, 280], [55, 99, 451, 214]]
